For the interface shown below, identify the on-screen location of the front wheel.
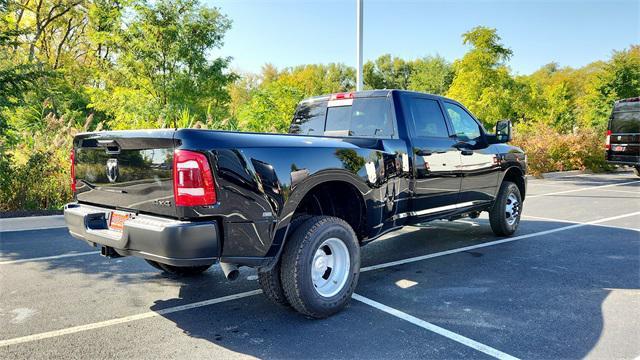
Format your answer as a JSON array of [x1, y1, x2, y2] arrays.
[[489, 181, 522, 236], [280, 216, 360, 319]]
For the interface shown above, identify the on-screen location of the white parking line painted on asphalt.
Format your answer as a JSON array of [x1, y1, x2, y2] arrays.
[[352, 294, 520, 360], [527, 180, 640, 199], [1, 206, 638, 349], [597, 188, 640, 196], [523, 215, 640, 232], [360, 211, 640, 273], [0, 289, 263, 348], [0, 225, 67, 233], [0, 215, 66, 232], [0, 251, 100, 265]]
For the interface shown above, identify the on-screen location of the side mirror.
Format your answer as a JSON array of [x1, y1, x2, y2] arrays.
[[495, 120, 512, 143]]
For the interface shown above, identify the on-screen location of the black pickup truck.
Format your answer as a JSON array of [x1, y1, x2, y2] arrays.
[[65, 90, 527, 318]]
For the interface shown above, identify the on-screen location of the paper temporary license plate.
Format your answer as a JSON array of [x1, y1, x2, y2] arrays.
[[109, 211, 131, 232], [613, 145, 626, 152]]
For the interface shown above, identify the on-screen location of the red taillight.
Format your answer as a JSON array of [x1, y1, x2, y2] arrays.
[[330, 92, 354, 100], [605, 129, 611, 150], [173, 150, 216, 207], [70, 149, 76, 192]]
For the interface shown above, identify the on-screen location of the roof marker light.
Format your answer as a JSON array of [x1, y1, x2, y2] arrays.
[[330, 92, 354, 101]]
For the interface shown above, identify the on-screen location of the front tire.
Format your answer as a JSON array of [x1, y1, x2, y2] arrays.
[[489, 181, 522, 236], [280, 216, 360, 318], [145, 259, 212, 276]]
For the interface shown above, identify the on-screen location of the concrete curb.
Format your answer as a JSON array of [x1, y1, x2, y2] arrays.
[[539, 170, 584, 179], [527, 167, 634, 180], [526, 170, 583, 180]]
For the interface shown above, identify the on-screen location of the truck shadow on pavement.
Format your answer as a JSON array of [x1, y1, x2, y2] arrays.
[[149, 219, 640, 359]]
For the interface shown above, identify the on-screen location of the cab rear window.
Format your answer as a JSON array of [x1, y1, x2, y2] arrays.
[[290, 102, 326, 135], [290, 97, 394, 138], [326, 97, 394, 138]]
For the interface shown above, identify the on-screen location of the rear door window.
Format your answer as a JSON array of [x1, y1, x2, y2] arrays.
[[325, 97, 394, 138], [406, 98, 450, 138]]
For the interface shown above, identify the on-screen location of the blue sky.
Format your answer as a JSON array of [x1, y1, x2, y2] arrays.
[[207, 0, 639, 75]]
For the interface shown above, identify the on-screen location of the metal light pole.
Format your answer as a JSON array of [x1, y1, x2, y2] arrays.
[[356, 0, 363, 91]]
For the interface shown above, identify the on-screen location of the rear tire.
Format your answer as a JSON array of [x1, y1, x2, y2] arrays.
[[145, 259, 211, 276], [258, 215, 311, 307], [489, 181, 522, 236], [280, 216, 360, 319], [633, 165, 640, 177]]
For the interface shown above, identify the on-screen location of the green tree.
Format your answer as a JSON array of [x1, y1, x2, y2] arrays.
[[91, 0, 236, 128], [1, 0, 107, 131], [515, 63, 583, 132], [581, 45, 640, 129], [364, 54, 412, 89], [277, 63, 355, 95], [446, 26, 517, 125], [236, 82, 303, 133], [408, 55, 453, 95], [233, 63, 354, 133]]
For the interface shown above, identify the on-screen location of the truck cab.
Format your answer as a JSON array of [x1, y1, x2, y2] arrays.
[[291, 90, 525, 228]]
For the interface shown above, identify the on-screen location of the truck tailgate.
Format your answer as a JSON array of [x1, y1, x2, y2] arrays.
[[73, 130, 177, 217]]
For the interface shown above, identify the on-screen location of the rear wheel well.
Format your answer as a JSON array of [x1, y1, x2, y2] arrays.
[[292, 181, 367, 241], [503, 167, 526, 199]]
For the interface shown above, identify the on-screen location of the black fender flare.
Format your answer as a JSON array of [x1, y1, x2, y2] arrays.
[[498, 164, 527, 199], [259, 169, 371, 271]]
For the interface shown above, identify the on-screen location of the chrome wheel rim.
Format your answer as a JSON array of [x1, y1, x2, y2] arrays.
[[505, 193, 520, 226], [311, 238, 350, 298]]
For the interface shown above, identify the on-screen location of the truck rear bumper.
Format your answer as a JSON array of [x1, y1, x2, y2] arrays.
[[606, 160, 640, 166], [64, 203, 219, 267], [606, 154, 640, 166]]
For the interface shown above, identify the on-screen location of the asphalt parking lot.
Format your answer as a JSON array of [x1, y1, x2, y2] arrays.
[[1, 172, 639, 360]]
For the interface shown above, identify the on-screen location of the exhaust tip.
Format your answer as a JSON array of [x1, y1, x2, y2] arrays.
[[227, 269, 240, 281], [220, 262, 240, 281]]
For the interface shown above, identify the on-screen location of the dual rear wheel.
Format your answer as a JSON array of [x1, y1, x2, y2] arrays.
[[259, 216, 360, 318]]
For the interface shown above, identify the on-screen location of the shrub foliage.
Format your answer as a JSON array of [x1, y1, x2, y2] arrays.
[[512, 122, 611, 176]]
